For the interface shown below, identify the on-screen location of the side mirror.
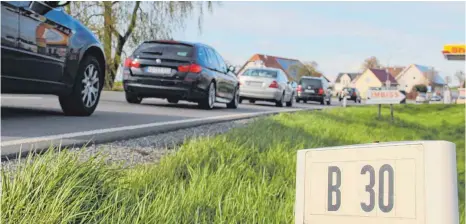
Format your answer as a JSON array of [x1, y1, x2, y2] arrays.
[[227, 65, 236, 73]]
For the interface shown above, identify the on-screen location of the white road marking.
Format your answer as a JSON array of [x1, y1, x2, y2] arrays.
[[1, 96, 43, 100], [1, 108, 305, 147]]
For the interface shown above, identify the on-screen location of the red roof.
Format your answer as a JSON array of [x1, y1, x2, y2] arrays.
[[238, 54, 330, 82], [386, 66, 405, 78], [369, 69, 398, 84]]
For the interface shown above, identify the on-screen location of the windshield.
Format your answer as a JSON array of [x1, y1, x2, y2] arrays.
[[134, 43, 193, 58], [242, 69, 278, 78], [300, 78, 322, 87]]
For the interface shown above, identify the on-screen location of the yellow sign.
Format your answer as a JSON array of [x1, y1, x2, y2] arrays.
[[442, 44, 465, 60]]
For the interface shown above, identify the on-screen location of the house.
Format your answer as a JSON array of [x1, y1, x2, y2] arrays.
[[237, 54, 330, 82], [353, 68, 398, 99], [386, 66, 405, 78], [333, 73, 361, 93], [396, 64, 447, 94]]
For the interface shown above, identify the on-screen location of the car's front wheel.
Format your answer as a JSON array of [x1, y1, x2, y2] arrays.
[[59, 55, 102, 116]]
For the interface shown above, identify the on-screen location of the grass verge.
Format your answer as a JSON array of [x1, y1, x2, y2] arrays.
[[2, 104, 464, 223]]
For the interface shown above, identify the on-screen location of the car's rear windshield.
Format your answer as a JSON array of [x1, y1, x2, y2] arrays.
[[242, 69, 278, 78], [300, 78, 322, 87], [134, 42, 193, 58]]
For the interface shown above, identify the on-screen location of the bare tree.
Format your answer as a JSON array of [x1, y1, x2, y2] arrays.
[[66, 1, 216, 89], [361, 56, 381, 70], [288, 61, 322, 80], [455, 70, 465, 87]]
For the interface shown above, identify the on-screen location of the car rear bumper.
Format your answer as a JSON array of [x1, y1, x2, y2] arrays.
[[296, 92, 325, 101], [239, 88, 281, 100], [123, 76, 207, 101]]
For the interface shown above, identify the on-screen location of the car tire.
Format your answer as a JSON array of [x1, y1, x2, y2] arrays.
[[276, 92, 285, 107], [296, 98, 301, 103], [167, 98, 179, 104], [126, 92, 142, 104], [239, 97, 243, 104], [199, 82, 216, 110], [303, 100, 307, 103], [320, 98, 325, 105], [227, 87, 239, 109], [286, 94, 294, 107], [327, 98, 331, 105], [339, 98, 342, 102], [59, 55, 103, 116]]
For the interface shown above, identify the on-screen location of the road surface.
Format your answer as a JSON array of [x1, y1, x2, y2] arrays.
[[1, 91, 358, 158]]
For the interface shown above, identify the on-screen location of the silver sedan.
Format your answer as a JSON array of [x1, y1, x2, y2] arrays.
[[238, 67, 294, 107]]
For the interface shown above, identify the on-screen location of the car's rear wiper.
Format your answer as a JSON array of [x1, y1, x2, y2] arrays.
[[142, 51, 163, 55]]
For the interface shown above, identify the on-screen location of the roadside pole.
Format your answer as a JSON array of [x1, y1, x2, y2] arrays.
[[378, 104, 381, 119], [342, 96, 347, 107], [295, 141, 459, 224], [366, 89, 405, 122], [390, 104, 394, 123]]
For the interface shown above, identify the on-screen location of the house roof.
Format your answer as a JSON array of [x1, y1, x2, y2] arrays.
[[237, 54, 331, 82], [335, 73, 361, 83], [413, 64, 446, 85], [386, 66, 405, 78], [369, 68, 398, 84]]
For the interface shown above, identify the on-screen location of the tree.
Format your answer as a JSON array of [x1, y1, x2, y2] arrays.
[[361, 56, 381, 70], [66, 1, 216, 89], [288, 61, 322, 80], [455, 70, 465, 87]]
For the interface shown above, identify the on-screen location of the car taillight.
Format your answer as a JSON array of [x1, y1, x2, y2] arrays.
[[318, 88, 324, 95], [352, 92, 356, 96], [124, 58, 140, 68], [178, 64, 202, 73], [269, 80, 279, 88], [297, 85, 302, 92]]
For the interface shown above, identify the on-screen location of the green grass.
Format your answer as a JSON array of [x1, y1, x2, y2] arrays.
[[111, 81, 123, 91], [2, 104, 464, 223]]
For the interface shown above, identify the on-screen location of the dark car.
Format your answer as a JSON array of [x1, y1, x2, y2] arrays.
[[122, 40, 239, 109], [1, 1, 106, 116], [339, 87, 362, 103], [295, 76, 331, 105]]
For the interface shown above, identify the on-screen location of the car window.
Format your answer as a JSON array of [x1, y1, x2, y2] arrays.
[[134, 42, 193, 59], [196, 47, 209, 68], [205, 47, 220, 71], [242, 69, 278, 78], [8, 1, 30, 7], [300, 78, 322, 87], [213, 50, 227, 73]]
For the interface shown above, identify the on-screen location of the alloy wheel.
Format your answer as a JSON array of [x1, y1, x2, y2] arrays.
[[208, 83, 216, 108], [81, 64, 100, 108]]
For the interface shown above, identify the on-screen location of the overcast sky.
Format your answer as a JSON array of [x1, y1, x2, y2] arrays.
[[172, 1, 465, 84]]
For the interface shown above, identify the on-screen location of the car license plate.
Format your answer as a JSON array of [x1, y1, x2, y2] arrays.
[[146, 66, 172, 75], [305, 89, 314, 93], [247, 81, 262, 87]]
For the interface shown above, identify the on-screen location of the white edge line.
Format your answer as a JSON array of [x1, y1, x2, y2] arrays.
[[1, 109, 304, 147]]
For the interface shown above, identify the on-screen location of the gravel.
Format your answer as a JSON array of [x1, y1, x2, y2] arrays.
[[2, 118, 257, 171]]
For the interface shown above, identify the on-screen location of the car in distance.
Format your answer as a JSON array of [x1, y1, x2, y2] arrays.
[[296, 76, 331, 105], [416, 93, 428, 104], [122, 40, 239, 109], [339, 87, 362, 103], [1, 1, 106, 116], [238, 68, 294, 107], [430, 95, 442, 102]]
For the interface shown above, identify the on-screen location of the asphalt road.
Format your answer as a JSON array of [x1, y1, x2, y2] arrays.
[[1, 91, 358, 158]]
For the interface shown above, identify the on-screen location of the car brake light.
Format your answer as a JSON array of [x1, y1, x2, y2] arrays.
[[318, 88, 324, 95], [269, 80, 279, 88], [297, 85, 302, 92], [124, 58, 140, 68], [178, 64, 202, 73]]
